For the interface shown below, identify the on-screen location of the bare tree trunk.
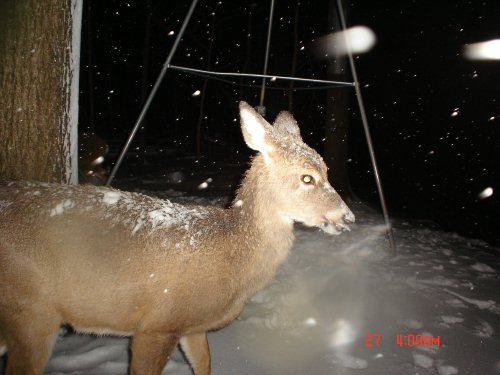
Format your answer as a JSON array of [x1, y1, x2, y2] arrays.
[[0, 0, 82, 183], [324, 0, 351, 194]]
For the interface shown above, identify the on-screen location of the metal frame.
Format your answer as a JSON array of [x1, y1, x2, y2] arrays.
[[105, 0, 396, 250]]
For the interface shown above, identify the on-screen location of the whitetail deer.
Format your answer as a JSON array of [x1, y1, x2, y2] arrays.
[[0, 102, 354, 375]]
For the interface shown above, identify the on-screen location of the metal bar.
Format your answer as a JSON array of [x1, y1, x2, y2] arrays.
[[169, 64, 355, 87], [259, 0, 276, 107], [335, 0, 397, 250], [106, 0, 200, 186]]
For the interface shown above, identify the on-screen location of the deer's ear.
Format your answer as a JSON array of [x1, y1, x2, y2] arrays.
[[273, 111, 302, 141], [239, 102, 275, 158]]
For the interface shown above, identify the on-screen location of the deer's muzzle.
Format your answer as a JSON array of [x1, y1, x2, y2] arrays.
[[321, 203, 355, 235]]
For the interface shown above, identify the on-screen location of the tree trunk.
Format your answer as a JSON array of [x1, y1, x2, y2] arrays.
[[0, 0, 82, 183], [324, 0, 351, 194]]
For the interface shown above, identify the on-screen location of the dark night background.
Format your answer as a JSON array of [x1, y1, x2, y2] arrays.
[[78, 0, 500, 247]]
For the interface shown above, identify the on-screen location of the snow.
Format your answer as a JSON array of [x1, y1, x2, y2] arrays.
[[20, 183, 209, 236], [49, 199, 75, 216], [315, 26, 377, 57], [442, 289, 496, 310], [463, 39, 500, 60], [413, 352, 434, 369], [102, 191, 122, 205], [470, 262, 496, 273], [478, 187, 493, 199], [1, 195, 499, 375], [440, 316, 464, 325]]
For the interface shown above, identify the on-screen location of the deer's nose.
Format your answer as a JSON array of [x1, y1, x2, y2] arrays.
[[338, 201, 355, 224], [343, 208, 355, 224]]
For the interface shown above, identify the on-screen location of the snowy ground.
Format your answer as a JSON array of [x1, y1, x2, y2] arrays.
[[1, 191, 499, 375]]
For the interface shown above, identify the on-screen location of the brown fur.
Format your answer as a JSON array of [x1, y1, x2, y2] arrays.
[[0, 102, 354, 375]]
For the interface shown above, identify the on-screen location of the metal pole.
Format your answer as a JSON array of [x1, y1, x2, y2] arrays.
[[259, 0, 276, 109], [335, 0, 396, 250], [106, 0, 200, 186]]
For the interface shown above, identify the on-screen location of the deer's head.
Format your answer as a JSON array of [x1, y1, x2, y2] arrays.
[[239, 102, 354, 235]]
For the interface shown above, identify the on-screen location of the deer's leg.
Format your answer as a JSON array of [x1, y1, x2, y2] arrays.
[[3, 311, 60, 375], [130, 331, 179, 375], [180, 332, 211, 375]]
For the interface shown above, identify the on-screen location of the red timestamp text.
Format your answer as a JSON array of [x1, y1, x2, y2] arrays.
[[365, 333, 381, 347], [396, 333, 440, 347], [365, 333, 441, 347]]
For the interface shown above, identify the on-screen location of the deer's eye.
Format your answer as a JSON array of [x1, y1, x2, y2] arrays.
[[301, 174, 315, 185]]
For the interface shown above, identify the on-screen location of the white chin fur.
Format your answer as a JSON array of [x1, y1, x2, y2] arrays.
[[319, 222, 350, 235], [320, 222, 341, 235]]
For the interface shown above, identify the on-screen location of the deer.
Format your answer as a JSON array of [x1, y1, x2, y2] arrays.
[[0, 102, 354, 375]]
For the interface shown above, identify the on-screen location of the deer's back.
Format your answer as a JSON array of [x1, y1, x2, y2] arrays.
[[0, 182, 239, 332]]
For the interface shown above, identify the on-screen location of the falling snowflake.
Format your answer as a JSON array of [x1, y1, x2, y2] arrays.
[[478, 187, 493, 199]]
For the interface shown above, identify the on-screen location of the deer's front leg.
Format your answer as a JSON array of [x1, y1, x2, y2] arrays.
[[180, 332, 211, 375], [130, 331, 179, 375]]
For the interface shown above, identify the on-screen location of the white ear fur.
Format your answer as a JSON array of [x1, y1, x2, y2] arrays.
[[239, 102, 274, 159]]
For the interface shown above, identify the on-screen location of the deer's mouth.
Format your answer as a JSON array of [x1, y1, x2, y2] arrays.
[[320, 220, 351, 235], [319, 207, 355, 235], [283, 211, 354, 235]]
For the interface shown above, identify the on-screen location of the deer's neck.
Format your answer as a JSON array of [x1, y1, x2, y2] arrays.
[[225, 158, 295, 290]]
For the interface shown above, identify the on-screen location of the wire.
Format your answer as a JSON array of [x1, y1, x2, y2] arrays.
[[171, 71, 352, 91], [169, 65, 355, 88]]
